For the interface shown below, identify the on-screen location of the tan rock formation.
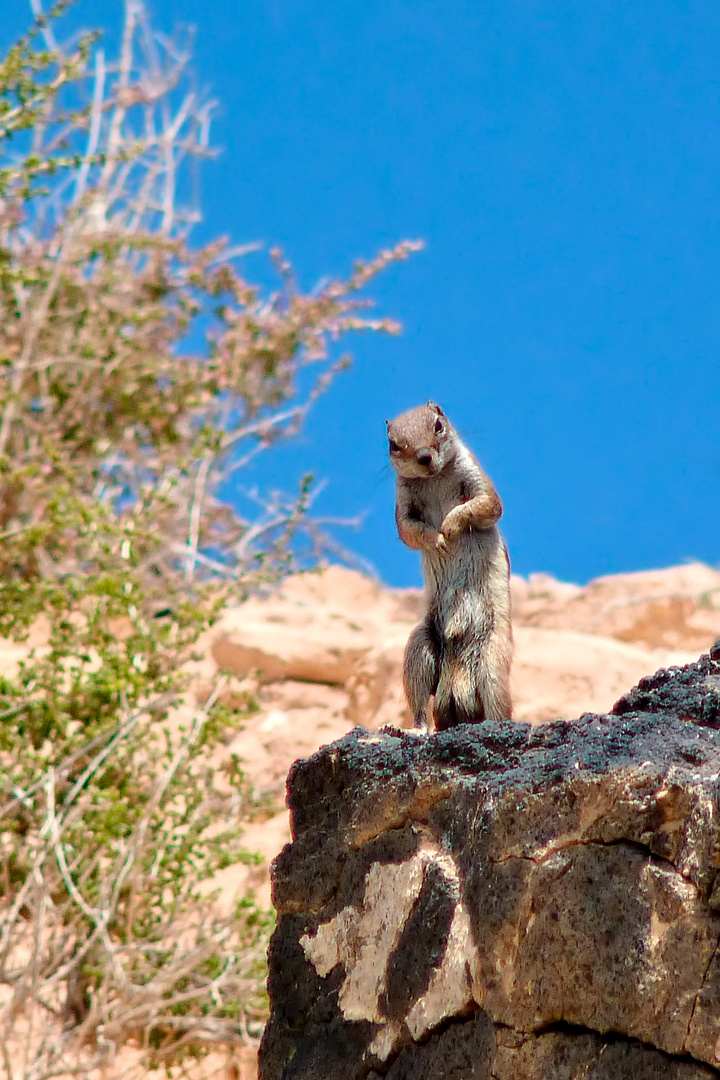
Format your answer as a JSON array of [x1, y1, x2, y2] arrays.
[[512, 561, 720, 649]]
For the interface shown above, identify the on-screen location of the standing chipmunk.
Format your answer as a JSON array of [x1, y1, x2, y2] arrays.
[[387, 401, 513, 730]]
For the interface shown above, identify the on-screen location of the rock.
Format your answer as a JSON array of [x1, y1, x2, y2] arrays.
[[210, 566, 416, 690], [512, 562, 720, 651], [492, 1029, 717, 1079], [211, 619, 367, 686], [612, 653, 720, 726], [511, 625, 697, 724], [260, 649, 720, 1080], [345, 635, 412, 730]]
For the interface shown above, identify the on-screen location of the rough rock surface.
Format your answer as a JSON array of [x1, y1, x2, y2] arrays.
[[260, 646, 720, 1079]]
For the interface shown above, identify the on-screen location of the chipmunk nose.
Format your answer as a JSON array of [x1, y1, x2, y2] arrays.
[[416, 450, 433, 467]]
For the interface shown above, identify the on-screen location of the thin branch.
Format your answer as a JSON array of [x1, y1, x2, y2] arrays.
[[184, 452, 213, 581], [29, 0, 64, 56], [73, 47, 106, 207]]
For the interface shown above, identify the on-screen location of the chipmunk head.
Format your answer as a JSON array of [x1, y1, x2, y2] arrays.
[[386, 401, 456, 478]]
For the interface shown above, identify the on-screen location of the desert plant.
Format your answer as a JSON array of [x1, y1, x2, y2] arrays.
[[0, 3, 418, 1076]]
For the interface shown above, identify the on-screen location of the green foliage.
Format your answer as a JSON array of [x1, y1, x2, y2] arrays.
[[0, 3, 418, 1077]]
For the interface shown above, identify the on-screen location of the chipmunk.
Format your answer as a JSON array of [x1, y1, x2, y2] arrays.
[[387, 401, 512, 731]]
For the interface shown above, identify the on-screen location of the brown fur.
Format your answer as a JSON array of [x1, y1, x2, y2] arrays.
[[387, 401, 513, 730]]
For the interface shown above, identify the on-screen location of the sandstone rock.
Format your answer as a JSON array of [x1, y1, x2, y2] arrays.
[[210, 566, 416, 689], [511, 625, 697, 723], [512, 561, 720, 651], [260, 649, 720, 1080], [345, 634, 412, 730]]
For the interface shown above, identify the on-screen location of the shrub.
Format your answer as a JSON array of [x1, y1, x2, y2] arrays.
[[0, 3, 418, 1075]]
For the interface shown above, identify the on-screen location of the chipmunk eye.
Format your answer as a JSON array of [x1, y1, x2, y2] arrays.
[[388, 439, 401, 453], [434, 418, 444, 435]]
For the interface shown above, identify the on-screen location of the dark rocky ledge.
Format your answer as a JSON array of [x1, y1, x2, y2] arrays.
[[260, 641, 720, 1080]]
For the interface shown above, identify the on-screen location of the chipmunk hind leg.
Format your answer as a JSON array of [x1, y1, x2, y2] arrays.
[[435, 623, 513, 728], [434, 642, 483, 731], [403, 621, 440, 731], [477, 624, 513, 721]]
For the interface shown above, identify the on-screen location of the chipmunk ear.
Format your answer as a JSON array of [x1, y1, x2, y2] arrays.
[[385, 419, 390, 429], [427, 400, 445, 416]]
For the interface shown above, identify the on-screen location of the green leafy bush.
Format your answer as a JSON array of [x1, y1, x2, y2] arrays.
[[0, 3, 418, 1076]]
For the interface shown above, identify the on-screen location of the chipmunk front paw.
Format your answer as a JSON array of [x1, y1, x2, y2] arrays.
[[435, 532, 450, 558], [440, 510, 465, 542]]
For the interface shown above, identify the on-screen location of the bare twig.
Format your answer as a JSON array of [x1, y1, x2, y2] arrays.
[[184, 452, 213, 581], [73, 47, 106, 206]]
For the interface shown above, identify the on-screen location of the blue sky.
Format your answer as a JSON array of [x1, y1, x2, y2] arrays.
[[5, 1, 720, 586]]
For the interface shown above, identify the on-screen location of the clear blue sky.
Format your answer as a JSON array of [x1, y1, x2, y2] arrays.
[[6, 1, 720, 586]]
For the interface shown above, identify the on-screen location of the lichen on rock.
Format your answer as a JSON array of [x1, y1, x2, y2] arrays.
[[260, 647, 720, 1079]]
